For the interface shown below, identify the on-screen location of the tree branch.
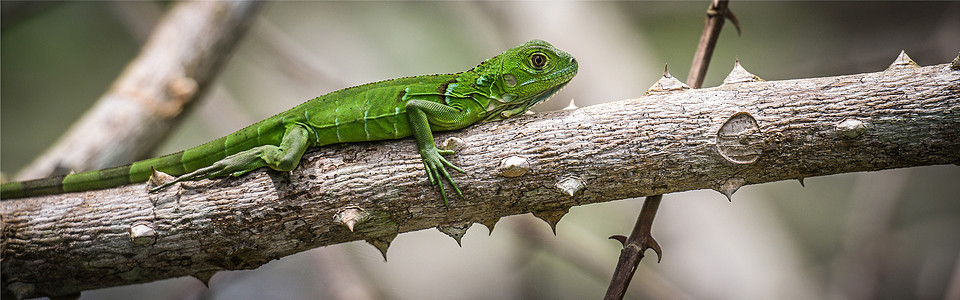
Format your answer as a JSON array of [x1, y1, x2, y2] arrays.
[[2, 58, 958, 298], [686, 0, 741, 88], [604, 1, 739, 297]]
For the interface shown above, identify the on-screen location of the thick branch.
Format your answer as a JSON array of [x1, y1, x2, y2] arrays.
[[2, 62, 958, 298], [14, 1, 262, 181]]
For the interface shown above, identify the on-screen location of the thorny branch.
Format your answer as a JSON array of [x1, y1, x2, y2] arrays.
[[3, 53, 958, 298], [604, 1, 738, 298], [605, 195, 663, 300]]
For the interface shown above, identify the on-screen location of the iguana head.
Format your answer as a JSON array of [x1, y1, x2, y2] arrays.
[[459, 39, 578, 121]]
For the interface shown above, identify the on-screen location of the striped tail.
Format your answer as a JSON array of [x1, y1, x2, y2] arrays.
[[1, 115, 286, 200], [1, 151, 190, 200]]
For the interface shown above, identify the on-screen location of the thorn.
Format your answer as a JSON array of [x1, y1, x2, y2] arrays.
[[532, 207, 570, 235], [645, 64, 691, 95], [722, 58, 764, 85], [609, 234, 662, 263], [797, 177, 805, 187], [437, 223, 471, 247], [719, 177, 745, 202], [563, 98, 578, 110], [129, 222, 157, 245], [477, 217, 500, 236], [334, 207, 366, 232], [837, 118, 867, 138], [726, 7, 742, 36], [499, 156, 530, 178], [192, 270, 217, 287], [439, 136, 465, 151], [887, 50, 920, 70], [951, 52, 959, 70], [147, 167, 175, 190], [645, 235, 663, 263], [609, 235, 627, 246], [365, 233, 397, 262], [555, 176, 584, 197]]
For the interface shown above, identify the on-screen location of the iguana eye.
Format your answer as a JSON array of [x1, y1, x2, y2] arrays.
[[531, 53, 547, 69]]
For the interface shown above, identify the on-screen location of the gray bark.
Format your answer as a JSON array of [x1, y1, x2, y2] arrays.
[[2, 59, 958, 298]]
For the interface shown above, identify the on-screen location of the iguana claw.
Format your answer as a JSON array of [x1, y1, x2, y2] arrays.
[[421, 147, 464, 207]]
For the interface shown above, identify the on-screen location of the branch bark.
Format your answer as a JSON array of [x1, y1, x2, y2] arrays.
[[2, 60, 958, 298], [13, 0, 262, 181], [604, 1, 740, 297]]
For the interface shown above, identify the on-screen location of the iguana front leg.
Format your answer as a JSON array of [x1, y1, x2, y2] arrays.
[[405, 99, 475, 206], [150, 125, 311, 191]]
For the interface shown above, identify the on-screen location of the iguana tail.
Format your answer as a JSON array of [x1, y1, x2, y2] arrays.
[[0, 133, 253, 200], [1, 150, 189, 199]]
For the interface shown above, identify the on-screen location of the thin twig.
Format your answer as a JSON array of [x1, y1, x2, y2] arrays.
[[604, 195, 663, 300], [686, 0, 740, 89]]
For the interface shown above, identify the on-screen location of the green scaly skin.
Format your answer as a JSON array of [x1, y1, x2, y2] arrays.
[[1, 39, 578, 205]]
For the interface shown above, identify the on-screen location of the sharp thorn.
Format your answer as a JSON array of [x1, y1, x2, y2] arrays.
[[723, 58, 764, 85], [335, 207, 365, 232], [726, 8, 742, 36], [437, 223, 471, 247], [719, 178, 745, 202], [951, 52, 959, 70], [345, 219, 356, 232], [645, 236, 663, 263], [533, 208, 570, 235], [646, 64, 690, 94], [365, 233, 396, 262], [887, 50, 920, 70], [192, 270, 216, 287], [147, 167, 176, 191], [609, 235, 627, 246], [478, 217, 500, 236]]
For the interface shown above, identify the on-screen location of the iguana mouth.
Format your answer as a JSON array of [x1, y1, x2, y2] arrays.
[[483, 78, 572, 121], [526, 79, 571, 108]]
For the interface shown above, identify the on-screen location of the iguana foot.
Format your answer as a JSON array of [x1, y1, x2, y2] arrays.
[[420, 147, 464, 206]]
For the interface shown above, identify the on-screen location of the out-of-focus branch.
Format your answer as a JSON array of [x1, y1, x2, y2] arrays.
[[686, 0, 740, 89], [605, 195, 663, 300], [14, 0, 263, 181]]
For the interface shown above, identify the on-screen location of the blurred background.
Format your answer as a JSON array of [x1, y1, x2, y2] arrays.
[[2, 1, 959, 299]]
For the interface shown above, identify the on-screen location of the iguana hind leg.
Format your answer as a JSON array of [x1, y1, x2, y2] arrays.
[[150, 125, 311, 192]]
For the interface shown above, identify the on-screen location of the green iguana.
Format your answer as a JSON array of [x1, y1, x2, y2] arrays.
[[1, 39, 578, 205]]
